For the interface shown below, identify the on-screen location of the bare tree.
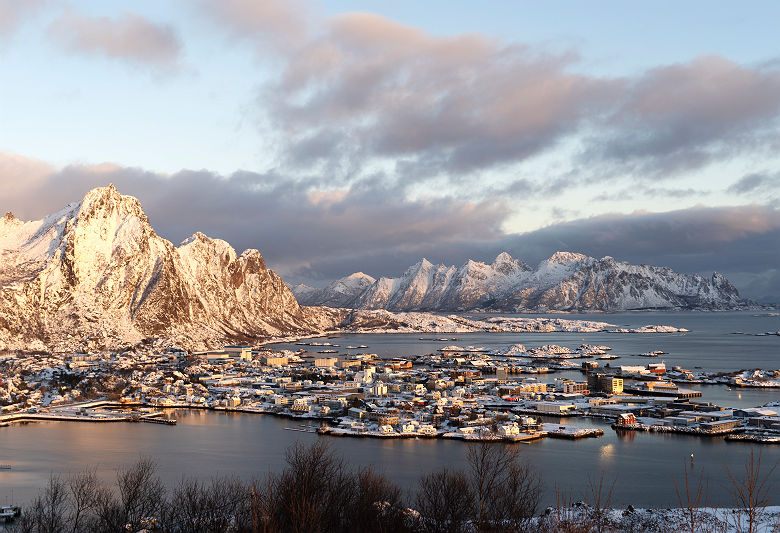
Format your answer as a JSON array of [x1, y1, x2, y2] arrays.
[[92, 457, 166, 532], [465, 441, 541, 531], [673, 460, 708, 533], [725, 449, 777, 533], [342, 466, 408, 533], [164, 476, 253, 533], [14, 475, 68, 533], [415, 468, 475, 533], [265, 440, 349, 532]]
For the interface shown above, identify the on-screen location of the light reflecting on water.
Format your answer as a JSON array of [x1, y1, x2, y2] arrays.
[[599, 443, 615, 463]]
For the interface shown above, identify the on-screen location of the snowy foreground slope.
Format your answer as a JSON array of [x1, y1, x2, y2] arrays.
[[294, 251, 744, 312], [0, 185, 342, 352]]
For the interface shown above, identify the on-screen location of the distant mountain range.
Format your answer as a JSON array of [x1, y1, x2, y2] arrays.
[[292, 251, 744, 312], [0, 185, 337, 352], [0, 185, 746, 353]]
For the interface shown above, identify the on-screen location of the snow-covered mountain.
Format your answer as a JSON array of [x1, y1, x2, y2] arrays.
[[294, 251, 744, 312], [293, 272, 376, 308], [0, 185, 336, 352]]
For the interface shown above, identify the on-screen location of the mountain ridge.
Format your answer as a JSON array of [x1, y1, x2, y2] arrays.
[[292, 252, 744, 312]]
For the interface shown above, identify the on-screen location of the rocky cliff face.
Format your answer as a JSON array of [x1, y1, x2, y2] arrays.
[[293, 251, 744, 312], [0, 185, 332, 352]]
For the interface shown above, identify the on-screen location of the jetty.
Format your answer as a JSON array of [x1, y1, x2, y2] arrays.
[[0, 401, 176, 427]]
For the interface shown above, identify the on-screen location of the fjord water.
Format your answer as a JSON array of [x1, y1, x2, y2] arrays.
[[273, 311, 780, 372], [1, 312, 778, 508]]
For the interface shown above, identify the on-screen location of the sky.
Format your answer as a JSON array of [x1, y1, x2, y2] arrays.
[[1, 1, 779, 301]]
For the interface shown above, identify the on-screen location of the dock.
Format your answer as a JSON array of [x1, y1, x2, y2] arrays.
[[623, 387, 702, 398], [0, 402, 176, 427], [0, 506, 21, 524]]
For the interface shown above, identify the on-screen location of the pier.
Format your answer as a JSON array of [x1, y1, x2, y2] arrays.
[[0, 402, 176, 427]]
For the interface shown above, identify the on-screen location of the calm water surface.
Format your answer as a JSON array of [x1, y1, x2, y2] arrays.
[[1, 410, 778, 509], [1, 312, 778, 508]]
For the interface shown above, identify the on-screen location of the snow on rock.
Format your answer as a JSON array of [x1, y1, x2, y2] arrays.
[[530, 345, 573, 355], [439, 345, 464, 352], [503, 344, 528, 356]]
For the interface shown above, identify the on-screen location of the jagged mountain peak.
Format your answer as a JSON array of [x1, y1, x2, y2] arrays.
[[409, 257, 434, 271], [491, 251, 529, 274], [493, 251, 514, 263], [345, 271, 375, 281], [78, 184, 146, 221], [545, 251, 590, 265]]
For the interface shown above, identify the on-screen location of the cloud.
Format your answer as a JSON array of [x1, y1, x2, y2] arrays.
[[197, 0, 309, 54], [0, 0, 44, 41], [0, 151, 53, 202], [727, 269, 780, 303], [591, 186, 707, 202], [225, 8, 780, 189], [187, 3, 780, 194], [585, 56, 780, 178], [266, 12, 619, 181], [47, 9, 182, 71], [727, 171, 780, 195]]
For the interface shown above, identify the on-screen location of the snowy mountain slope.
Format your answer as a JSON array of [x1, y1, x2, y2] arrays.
[[301, 252, 743, 312], [0, 185, 336, 352]]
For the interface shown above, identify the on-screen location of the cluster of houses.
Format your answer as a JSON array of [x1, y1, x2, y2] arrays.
[[0, 342, 778, 443]]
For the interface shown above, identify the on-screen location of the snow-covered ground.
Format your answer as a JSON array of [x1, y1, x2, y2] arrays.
[[342, 309, 688, 334], [535, 504, 780, 533]]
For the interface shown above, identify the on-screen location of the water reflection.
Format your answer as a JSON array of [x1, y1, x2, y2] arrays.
[[598, 443, 615, 462]]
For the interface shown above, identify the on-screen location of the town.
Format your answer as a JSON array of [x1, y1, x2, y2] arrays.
[[1, 339, 778, 444]]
